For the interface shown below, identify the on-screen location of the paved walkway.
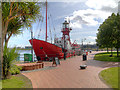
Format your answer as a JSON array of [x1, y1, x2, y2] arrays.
[[22, 51, 119, 88]]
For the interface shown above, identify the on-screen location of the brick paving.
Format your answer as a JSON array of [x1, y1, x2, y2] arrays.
[[22, 51, 119, 88]]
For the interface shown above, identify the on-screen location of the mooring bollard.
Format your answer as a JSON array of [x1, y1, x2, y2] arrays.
[[80, 65, 87, 69]]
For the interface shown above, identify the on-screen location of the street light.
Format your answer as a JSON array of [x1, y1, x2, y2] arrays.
[[31, 26, 34, 62], [87, 42, 91, 51], [81, 38, 86, 51]]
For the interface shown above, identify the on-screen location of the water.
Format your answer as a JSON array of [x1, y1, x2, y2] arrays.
[[17, 50, 37, 61]]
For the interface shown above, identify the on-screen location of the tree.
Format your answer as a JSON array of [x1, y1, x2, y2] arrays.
[[2, 2, 41, 45], [112, 13, 120, 57], [96, 18, 114, 54], [96, 13, 120, 57], [2, 2, 43, 78], [3, 2, 45, 46]]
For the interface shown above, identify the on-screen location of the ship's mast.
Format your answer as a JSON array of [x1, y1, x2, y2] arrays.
[[46, 0, 47, 41]]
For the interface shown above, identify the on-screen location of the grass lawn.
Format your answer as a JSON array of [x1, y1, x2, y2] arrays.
[[2, 74, 32, 88], [0, 81, 2, 89], [100, 67, 119, 89], [94, 52, 120, 62]]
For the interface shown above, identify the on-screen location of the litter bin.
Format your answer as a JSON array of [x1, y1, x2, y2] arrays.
[[83, 54, 87, 61], [24, 54, 33, 62]]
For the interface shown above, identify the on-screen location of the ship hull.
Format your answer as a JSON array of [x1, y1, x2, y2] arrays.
[[29, 39, 64, 60]]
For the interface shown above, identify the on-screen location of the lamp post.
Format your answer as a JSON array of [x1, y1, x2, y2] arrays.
[[31, 26, 34, 62], [87, 42, 91, 51], [82, 39, 83, 51], [87, 43, 88, 52], [89, 42, 91, 51], [82, 38, 86, 51]]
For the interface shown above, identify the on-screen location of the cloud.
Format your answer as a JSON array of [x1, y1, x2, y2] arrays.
[[66, 8, 112, 29], [101, 6, 117, 13], [86, 0, 119, 13], [85, 0, 117, 10], [65, 0, 119, 29], [88, 36, 97, 40], [81, 36, 97, 44], [70, 21, 82, 29]]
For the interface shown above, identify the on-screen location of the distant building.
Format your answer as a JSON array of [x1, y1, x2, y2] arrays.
[[17, 47, 21, 49], [82, 44, 98, 50], [25, 46, 32, 49], [17, 47, 24, 49]]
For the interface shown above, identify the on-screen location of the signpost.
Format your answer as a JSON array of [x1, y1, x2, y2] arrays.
[[55, 57, 60, 65], [52, 57, 60, 66]]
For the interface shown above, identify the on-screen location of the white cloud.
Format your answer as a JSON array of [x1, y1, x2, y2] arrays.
[[88, 36, 97, 40], [66, 9, 112, 29], [70, 21, 82, 29], [85, 0, 117, 10], [65, 0, 119, 29], [83, 36, 97, 44]]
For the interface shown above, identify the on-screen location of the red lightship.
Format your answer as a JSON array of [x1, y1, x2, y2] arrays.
[[29, 1, 81, 61]]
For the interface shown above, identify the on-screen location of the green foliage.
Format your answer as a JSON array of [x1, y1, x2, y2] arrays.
[[94, 52, 120, 62], [100, 67, 119, 89], [2, 2, 43, 46], [9, 64, 22, 75], [2, 2, 10, 22], [3, 45, 18, 79], [96, 13, 115, 48], [7, 18, 23, 35], [96, 13, 120, 56], [2, 2, 42, 27]]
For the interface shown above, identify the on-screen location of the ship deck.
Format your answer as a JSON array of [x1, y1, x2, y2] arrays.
[[21, 51, 118, 88]]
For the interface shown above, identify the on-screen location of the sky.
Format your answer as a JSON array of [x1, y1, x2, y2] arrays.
[[8, 0, 120, 48]]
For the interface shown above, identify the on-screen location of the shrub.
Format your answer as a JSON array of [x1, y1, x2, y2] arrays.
[[3, 45, 18, 79], [9, 65, 22, 75]]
